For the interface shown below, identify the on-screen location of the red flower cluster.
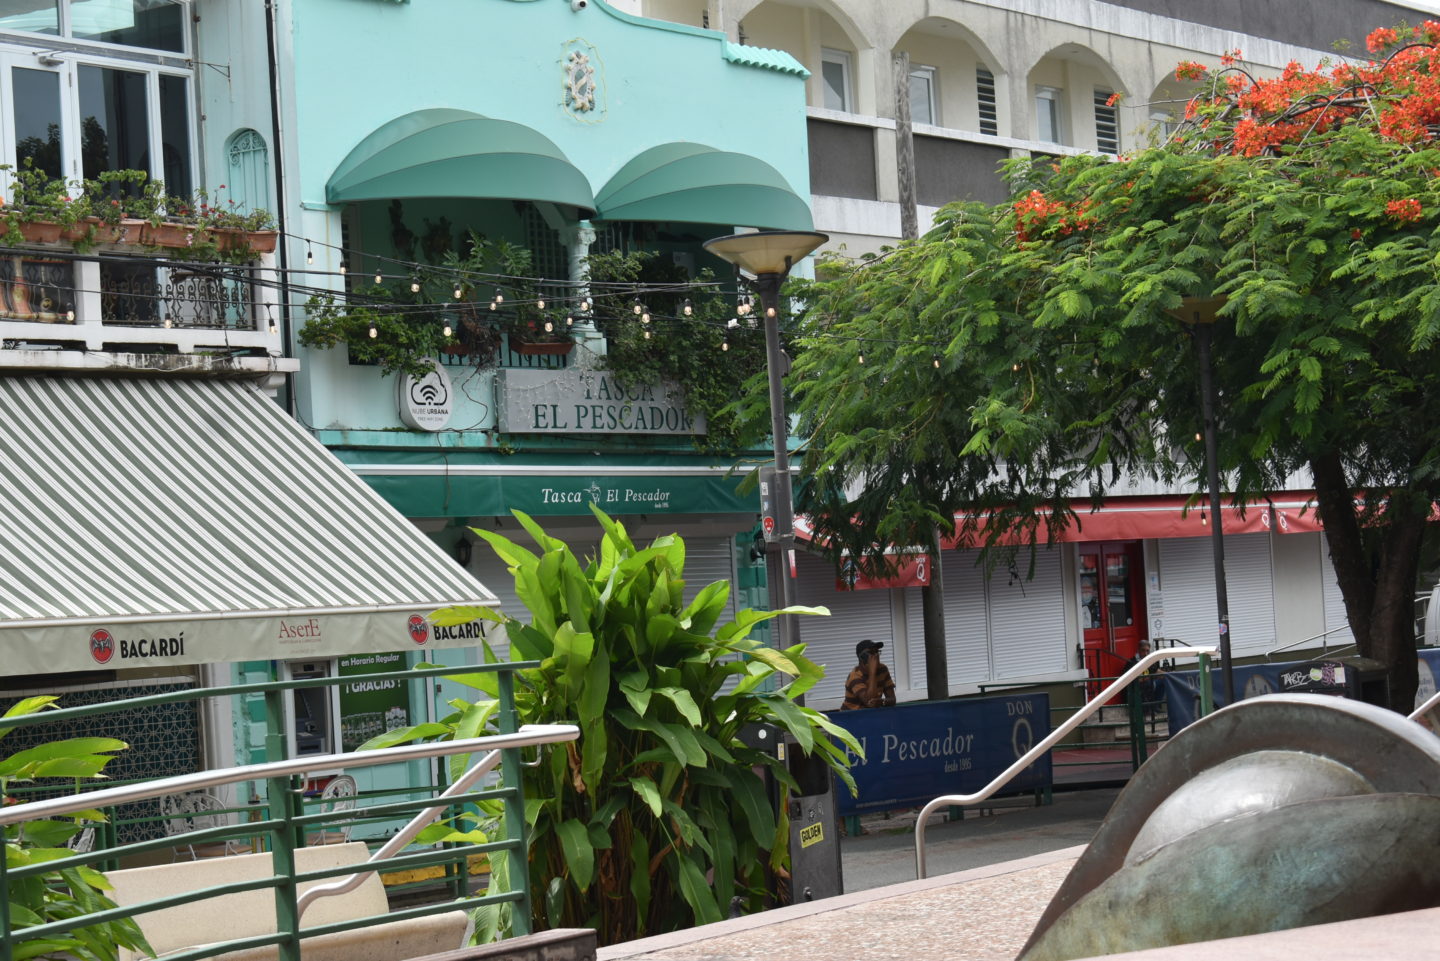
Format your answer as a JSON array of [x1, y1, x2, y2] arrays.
[[1385, 198, 1423, 222], [1013, 190, 1095, 242], [1175, 61, 1207, 81], [1368, 27, 1399, 53]]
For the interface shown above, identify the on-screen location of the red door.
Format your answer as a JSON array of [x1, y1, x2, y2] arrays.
[[1079, 541, 1147, 694]]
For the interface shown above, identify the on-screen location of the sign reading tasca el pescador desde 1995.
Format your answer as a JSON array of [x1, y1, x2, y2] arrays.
[[496, 369, 706, 435]]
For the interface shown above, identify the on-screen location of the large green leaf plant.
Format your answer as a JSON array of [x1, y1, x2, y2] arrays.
[[1, 696, 152, 961], [377, 506, 858, 945]]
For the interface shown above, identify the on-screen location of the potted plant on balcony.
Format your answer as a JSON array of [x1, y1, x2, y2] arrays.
[[0, 163, 276, 262]]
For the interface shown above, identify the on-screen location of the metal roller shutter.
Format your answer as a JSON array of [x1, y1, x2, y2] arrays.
[[1158, 533, 1275, 654], [794, 551, 897, 702], [682, 536, 740, 626], [936, 550, 991, 686], [1320, 542, 1356, 646], [989, 549, 1069, 679]]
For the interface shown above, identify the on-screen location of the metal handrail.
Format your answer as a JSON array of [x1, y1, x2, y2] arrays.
[[913, 646, 1216, 879], [1264, 625, 1354, 660], [1, 724, 577, 960], [1410, 688, 1440, 723], [0, 725, 575, 826]]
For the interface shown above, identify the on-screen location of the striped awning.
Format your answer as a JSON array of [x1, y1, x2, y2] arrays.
[[0, 375, 500, 675]]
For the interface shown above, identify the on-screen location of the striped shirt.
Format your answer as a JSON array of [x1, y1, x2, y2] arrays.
[[841, 662, 895, 710]]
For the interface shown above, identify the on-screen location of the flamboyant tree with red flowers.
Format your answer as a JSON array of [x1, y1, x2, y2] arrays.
[[789, 26, 1440, 709]]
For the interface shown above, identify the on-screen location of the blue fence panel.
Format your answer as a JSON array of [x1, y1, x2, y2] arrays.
[[824, 693, 1051, 816]]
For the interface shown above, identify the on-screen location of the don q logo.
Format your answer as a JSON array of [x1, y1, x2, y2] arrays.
[[397, 359, 454, 431]]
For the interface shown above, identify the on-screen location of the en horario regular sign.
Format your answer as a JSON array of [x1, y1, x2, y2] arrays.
[[497, 369, 706, 435]]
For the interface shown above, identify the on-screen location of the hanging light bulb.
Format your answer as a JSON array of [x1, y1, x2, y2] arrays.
[[1200, 510, 1208, 526], [544, 320, 554, 333], [269, 320, 278, 334], [766, 305, 777, 319], [65, 309, 75, 322], [339, 263, 347, 275], [374, 269, 383, 285], [537, 298, 546, 310], [368, 321, 378, 339], [722, 339, 730, 352], [932, 355, 941, 369], [454, 284, 463, 299], [565, 315, 574, 327], [410, 278, 420, 293], [737, 297, 751, 317], [581, 297, 591, 312], [163, 318, 172, 329], [641, 309, 651, 324], [495, 293, 505, 304], [1195, 431, 1202, 442], [490, 298, 499, 311], [858, 350, 865, 365], [306, 245, 314, 266], [1012, 363, 1019, 371], [682, 298, 693, 317], [632, 298, 643, 316], [643, 328, 651, 339], [443, 322, 453, 337]]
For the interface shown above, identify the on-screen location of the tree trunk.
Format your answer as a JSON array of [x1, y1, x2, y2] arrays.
[[922, 528, 949, 700], [1311, 450, 1424, 711]]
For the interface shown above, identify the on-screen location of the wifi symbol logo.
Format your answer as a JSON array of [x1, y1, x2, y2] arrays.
[[409, 375, 449, 407]]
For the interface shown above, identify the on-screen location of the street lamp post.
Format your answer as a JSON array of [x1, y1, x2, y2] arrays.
[[1168, 296, 1235, 705], [703, 230, 828, 655]]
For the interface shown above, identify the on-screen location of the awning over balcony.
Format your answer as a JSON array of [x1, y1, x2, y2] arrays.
[[326, 108, 596, 212], [0, 376, 499, 675], [595, 142, 813, 230]]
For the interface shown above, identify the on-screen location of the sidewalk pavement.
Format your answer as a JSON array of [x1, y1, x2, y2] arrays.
[[599, 787, 1121, 961], [598, 846, 1082, 961]]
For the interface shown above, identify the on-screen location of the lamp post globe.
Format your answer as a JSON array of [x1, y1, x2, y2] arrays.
[[703, 230, 828, 654]]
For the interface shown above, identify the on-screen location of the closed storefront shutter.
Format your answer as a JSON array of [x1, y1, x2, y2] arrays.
[[1320, 546, 1356, 646], [1157, 537, 1213, 647], [931, 550, 991, 687], [1227, 533, 1277, 655], [1158, 533, 1276, 653], [988, 549, 1068, 678], [683, 536, 740, 627], [794, 551, 897, 702]]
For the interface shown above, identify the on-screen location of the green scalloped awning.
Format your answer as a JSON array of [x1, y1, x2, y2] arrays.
[[595, 142, 812, 230], [326, 108, 596, 212]]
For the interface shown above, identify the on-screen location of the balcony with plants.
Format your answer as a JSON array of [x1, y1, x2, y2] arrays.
[[0, 165, 287, 378]]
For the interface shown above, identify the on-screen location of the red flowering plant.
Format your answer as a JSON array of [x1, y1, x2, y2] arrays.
[[788, 25, 1440, 711]]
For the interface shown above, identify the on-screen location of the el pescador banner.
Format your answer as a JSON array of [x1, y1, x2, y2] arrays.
[[497, 369, 706, 436], [825, 693, 1051, 815]]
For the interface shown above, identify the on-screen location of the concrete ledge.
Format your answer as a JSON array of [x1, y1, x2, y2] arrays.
[[597, 845, 1087, 960], [1076, 906, 1440, 960], [412, 929, 597, 961]]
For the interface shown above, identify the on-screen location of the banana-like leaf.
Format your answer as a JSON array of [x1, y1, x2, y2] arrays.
[[654, 687, 702, 727], [724, 767, 775, 847], [356, 722, 451, 751], [716, 604, 830, 641], [628, 776, 663, 817], [675, 853, 723, 925], [429, 605, 504, 627]]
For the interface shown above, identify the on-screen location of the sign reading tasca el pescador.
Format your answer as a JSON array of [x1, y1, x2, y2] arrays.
[[497, 369, 705, 435]]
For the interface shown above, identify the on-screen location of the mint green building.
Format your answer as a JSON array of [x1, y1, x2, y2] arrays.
[[194, 0, 815, 783]]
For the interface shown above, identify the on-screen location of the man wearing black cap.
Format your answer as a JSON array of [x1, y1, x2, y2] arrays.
[[841, 639, 896, 710]]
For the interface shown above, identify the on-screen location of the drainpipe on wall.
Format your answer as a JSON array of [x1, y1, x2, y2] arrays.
[[264, 0, 298, 417]]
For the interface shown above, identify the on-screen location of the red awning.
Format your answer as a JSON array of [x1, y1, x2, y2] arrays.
[[796, 493, 1325, 554]]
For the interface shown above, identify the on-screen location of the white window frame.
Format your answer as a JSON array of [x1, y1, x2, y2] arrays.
[[0, 45, 195, 193], [820, 47, 853, 113], [908, 63, 937, 126], [1035, 84, 1064, 144], [0, 0, 190, 57]]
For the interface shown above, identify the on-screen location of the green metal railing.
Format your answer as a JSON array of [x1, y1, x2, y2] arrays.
[[0, 663, 577, 961]]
